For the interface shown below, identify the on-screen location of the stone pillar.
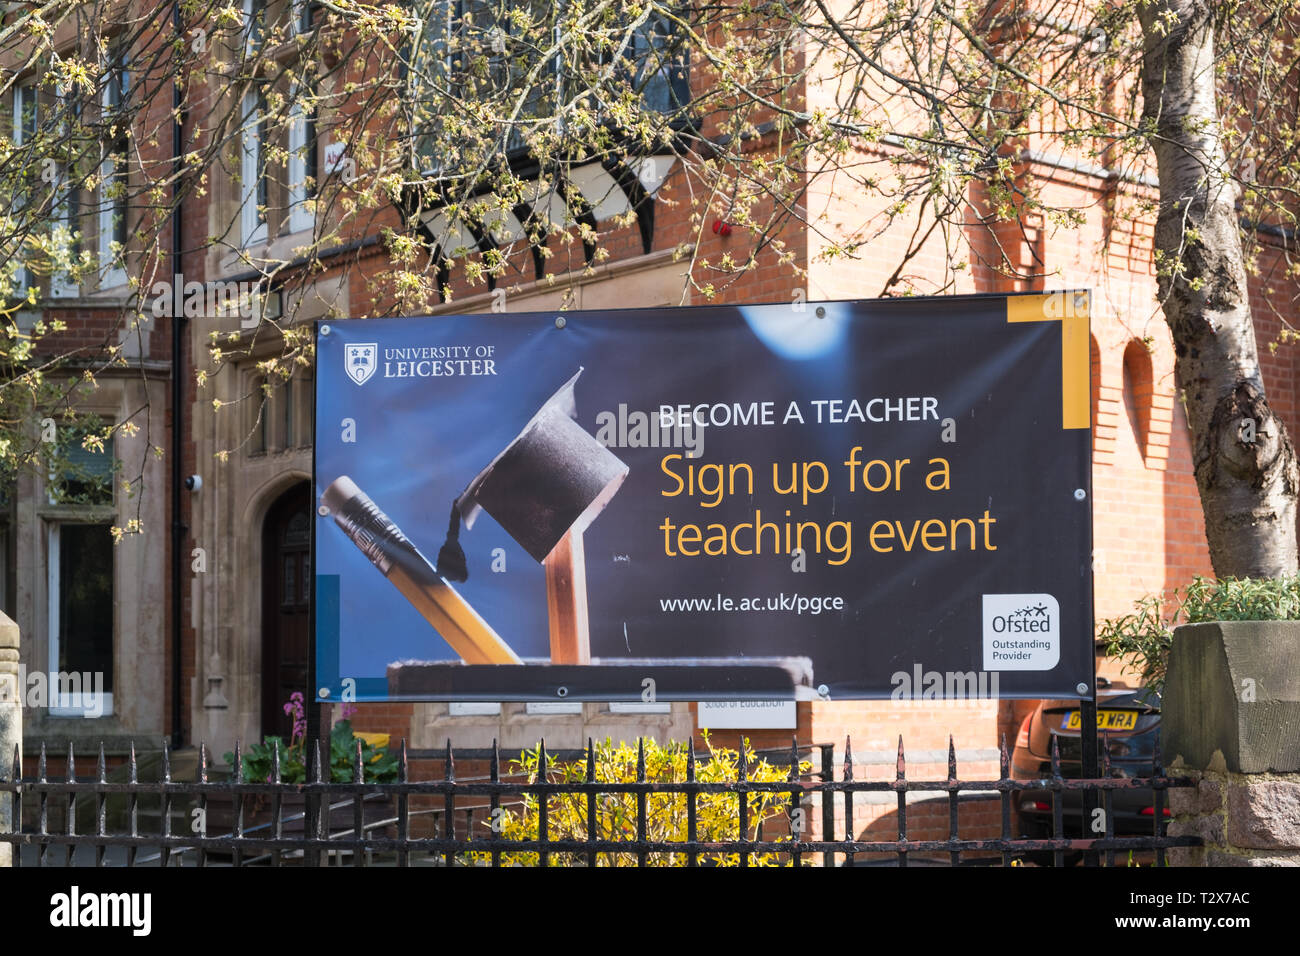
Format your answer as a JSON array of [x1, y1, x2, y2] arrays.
[[0, 612, 20, 867], [1164, 621, 1300, 866]]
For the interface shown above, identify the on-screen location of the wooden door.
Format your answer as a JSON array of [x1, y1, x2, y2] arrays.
[[261, 482, 311, 741]]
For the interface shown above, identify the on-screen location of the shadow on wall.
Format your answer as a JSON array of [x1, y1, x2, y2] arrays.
[[845, 793, 1007, 866]]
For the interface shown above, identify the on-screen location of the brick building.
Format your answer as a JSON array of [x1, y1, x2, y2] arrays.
[[6, 1, 1293, 844]]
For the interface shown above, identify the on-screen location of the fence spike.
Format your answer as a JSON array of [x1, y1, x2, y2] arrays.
[[896, 735, 905, 781], [948, 736, 957, 783], [353, 738, 363, 784], [686, 740, 696, 781], [311, 739, 323, 784], [128, 741, 137, 785], [490, 739, 499, 783], [999, 733, 1009, 780], [1050, 733, 1062, 779], [65, 741, 76, 782], [637, 738, 646, 782], [97, 742, 107, 784], [538, 738, 548, 773], [272, 738, 281, 784], [738, 737, 747, 782], [1101, 734, 1111, 777], [232, 739, 242, 785], [444, 738, 454, 782], [11, 743, 19, 784], [161, 738, 171, 784], [38, 742, 46, 783], [399, 739, 408, 783], [843, 736, 853, 781], [788, 736, 799, 783], [585, 738, 595, 783], [199, 742, 208, 785]]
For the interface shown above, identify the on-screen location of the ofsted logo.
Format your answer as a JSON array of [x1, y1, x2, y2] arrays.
[[982, 593, 1060, 671]]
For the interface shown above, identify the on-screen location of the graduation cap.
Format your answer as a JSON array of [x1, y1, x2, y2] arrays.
[[437, 368, 627, 665], [440, 368, 628, 572]]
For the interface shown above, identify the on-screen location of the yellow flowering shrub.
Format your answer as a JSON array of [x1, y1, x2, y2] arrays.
[[473, 733, 810, 867]]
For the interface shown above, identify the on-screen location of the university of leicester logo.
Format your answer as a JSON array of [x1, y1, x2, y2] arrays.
[[345, 343, 378, 385]]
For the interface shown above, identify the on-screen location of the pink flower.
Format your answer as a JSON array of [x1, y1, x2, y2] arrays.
[[282, 693, 306, 746]]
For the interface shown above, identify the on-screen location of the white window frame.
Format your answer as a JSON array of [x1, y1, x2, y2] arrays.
[[96, 151, 127, 290], [291, 0, 313, 34], [287, 99, 314, 234], [49, 198, 80, 298], [12, 82, 37, 294], [49, 81, 80, 298], [46, 523, 115, 718], [241, 89, 268, 248], [98, 61, 128, 290], [11, 81, 34, 143], [243, 0, 264, 54]]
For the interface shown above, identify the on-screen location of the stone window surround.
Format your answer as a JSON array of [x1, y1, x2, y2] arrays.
[[17, 377, 169, 751]]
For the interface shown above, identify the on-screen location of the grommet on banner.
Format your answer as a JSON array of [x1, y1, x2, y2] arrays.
[[1074, 488, 1087, 501], [320, 324, 331, 336], [554, 315, 567, 329], [1075, 682, 1090, 695]]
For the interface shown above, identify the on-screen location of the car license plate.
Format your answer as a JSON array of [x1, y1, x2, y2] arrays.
[[1061, 710, 1137, 731]]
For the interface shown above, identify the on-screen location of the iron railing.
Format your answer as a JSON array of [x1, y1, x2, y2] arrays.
[[0, 736, 1200, 867]]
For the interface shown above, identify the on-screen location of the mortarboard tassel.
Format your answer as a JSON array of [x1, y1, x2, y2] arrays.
[[436, 502, 469, 582]]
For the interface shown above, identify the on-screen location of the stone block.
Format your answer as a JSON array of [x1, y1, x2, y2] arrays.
[[1168, 813, 1223, 845], [1226, 780, 1300, 849], [1164, 622, 1300, 773], [1169, 778, 1221, 815], [1206, 849, 1300, 867]]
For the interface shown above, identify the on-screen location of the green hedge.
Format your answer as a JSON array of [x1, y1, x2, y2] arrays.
[[1097, 575, 1300, 692]]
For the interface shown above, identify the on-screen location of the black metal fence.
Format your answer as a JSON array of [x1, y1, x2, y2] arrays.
[[0, 736, 1200, 867]]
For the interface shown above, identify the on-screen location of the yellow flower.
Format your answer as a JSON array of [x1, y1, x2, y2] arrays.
[[355, 732, 390, 759]]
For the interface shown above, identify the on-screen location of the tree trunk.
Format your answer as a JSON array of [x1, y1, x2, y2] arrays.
[[1138, 0, 1299, 578]]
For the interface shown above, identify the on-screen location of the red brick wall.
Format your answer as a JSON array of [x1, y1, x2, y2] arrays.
[[158, 15, 1300, 773]]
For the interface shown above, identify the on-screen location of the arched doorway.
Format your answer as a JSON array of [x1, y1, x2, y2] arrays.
[[261, 481, 311, 740]]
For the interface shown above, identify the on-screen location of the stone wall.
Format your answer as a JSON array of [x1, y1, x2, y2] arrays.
[[1164, 621, 1300, 866], [1170, 774, 1300, 866]]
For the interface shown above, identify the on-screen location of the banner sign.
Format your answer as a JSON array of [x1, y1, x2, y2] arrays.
[[313, 292, 1093, 702]]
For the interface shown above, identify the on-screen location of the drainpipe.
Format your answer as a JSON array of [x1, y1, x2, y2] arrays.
[[170, 0, 186, 750]]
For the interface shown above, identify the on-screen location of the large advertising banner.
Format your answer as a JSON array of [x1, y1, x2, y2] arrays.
[[313, 291, 1092, 703]]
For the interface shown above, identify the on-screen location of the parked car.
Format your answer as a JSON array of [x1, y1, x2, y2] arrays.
[[1011, 680, 1168, 863]]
